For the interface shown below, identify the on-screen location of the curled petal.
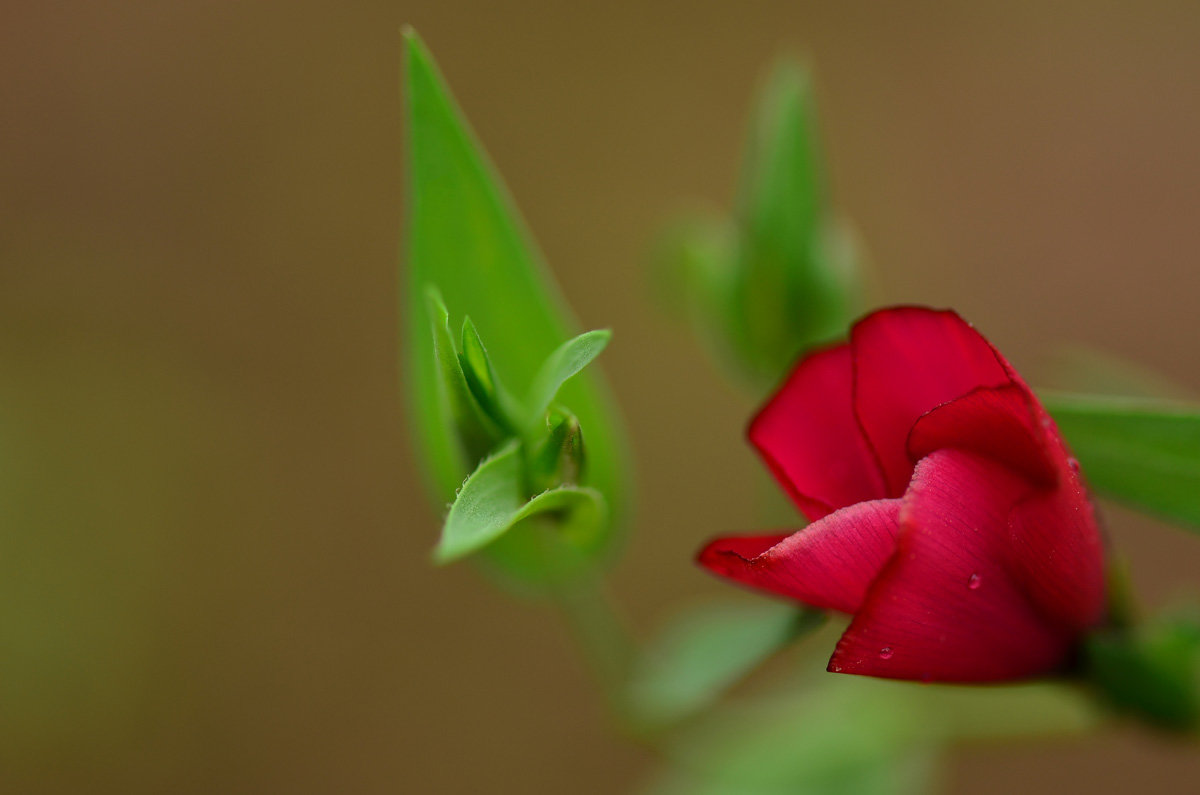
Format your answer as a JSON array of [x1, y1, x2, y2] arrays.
[[698, 499, 901, 614], [828, 451, 1084, 682], [749, 345, 889, 521], [851, 307, 1012, 494], [907, 384, 1057, 485]]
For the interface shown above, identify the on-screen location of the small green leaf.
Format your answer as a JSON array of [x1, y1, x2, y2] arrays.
[[523, 330, 611, 430], [1043, 391, 1200, 529], [434, 441, 606, 565], [627, 601, 822, 730], [424, 286, 495, 465], [459, 316, 519, 435]]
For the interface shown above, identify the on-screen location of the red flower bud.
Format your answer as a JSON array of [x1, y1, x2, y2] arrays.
[[697, 307, 1107, 682]]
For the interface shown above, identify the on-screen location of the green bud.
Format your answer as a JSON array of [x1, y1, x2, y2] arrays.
[[527, 409, 587, 495]]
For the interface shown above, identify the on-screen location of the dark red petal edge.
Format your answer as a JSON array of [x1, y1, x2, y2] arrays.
[[697, 499, 902, 614], [748, 344, 890, 522]]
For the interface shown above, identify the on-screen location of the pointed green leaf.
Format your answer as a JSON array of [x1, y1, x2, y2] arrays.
[[523, 330, 611, 430], [434, 441, 607, 565], [459, 316, 519, 435], [627, 601, 822, 730], [402, 30, 628, 576], [1043, 391, 1200, 529], [424, 286, 495, 465]]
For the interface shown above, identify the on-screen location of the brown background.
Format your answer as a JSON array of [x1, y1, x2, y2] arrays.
[[2, 1, 1199, 792]]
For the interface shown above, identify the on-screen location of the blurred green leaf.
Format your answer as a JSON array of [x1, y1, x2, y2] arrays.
[[644, 677, 937, 795], [403, 30, 628, 575], [643, 663, 1099, 795], [1043, 391, 1200, 529], [523, 330, 611, 431], [434, 441, 607, 565], [1084, 612, 1200, 731], [627, 601, 822, 730], [919, 682, 1100, 742], [1041, 345, 1194, 401]]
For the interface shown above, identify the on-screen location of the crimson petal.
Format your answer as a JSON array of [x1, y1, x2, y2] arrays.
[[827, 450, 1085, 682], [851, 307, 1012, 494], [907, 383, 1057, 485], [697, 499, 901, 614], [749, 345, 889, 521]]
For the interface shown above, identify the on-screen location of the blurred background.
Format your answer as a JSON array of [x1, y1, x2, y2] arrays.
[[3, 1, 1200, 792]]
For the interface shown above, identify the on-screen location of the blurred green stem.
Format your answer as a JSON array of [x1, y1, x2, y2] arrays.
[[552, 571, 634, 716]]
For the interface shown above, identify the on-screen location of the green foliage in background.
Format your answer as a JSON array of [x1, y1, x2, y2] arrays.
[[643, 671, 1098, 795], [656, 59, 861, 389], [1084, 610, 1200, 731], [627, 601, 823, 731], [1044, 392, 1200, 531], [403, 31, 628, 580]]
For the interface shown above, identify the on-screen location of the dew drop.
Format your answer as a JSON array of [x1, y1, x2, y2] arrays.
[[967, 573, 982, 590], [1067, 457, 1081, 473], [879, 647, 894, 660]]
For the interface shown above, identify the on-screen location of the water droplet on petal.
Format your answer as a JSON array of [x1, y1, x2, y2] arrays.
[[967, 573, 982, 590], [879, 647, 894, 660], [1067, 457, 1081, 473]]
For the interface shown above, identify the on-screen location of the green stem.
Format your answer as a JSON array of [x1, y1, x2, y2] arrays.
[[552, 570, 635, 719]]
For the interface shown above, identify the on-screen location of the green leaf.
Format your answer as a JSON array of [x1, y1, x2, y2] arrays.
[[459, 316, 519, 435], [434, 441, 607, 565], [523, 330, 611, 430], [1043, 391, 1200, 529], [1084, 612, 1200, 731], [424, 287, 495, 465], [402, 30, 628, 573], [627, 601, 822, 730]]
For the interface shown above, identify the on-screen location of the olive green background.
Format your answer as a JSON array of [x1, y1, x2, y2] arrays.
[[2, 1, 1199, 792]]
